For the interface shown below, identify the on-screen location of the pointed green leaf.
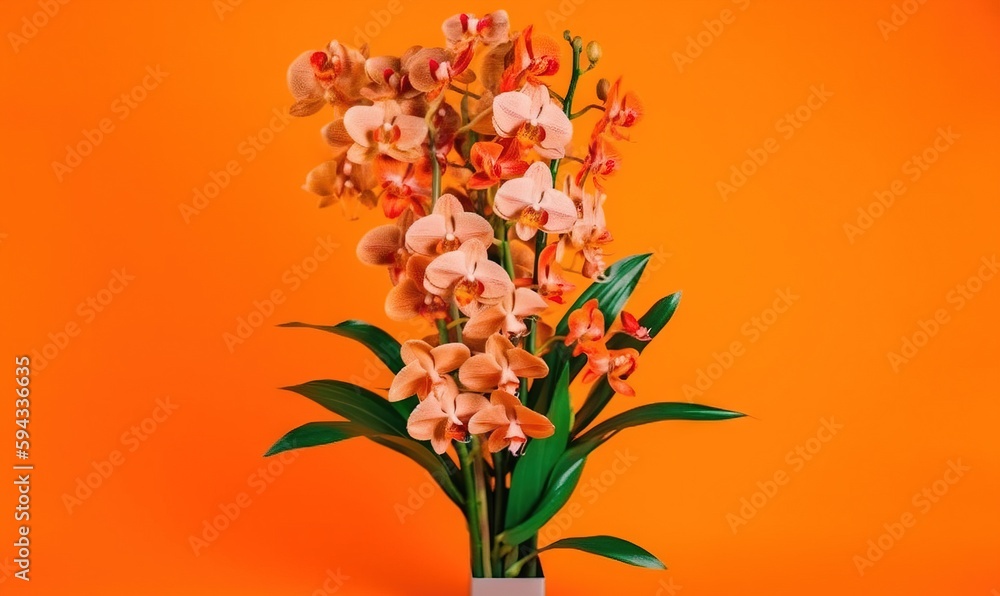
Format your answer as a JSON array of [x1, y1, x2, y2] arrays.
[[279, 320, 405, 373], [575, 402, 745, 451], [505, 363, 572, 529], [539, 535, 665, 569], [282, 379, 406, 436], [499, 457, 586, 546], [573, 292, 682, 436]]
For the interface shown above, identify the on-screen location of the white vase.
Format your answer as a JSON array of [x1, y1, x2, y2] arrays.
[[471, 577, 545, 596]]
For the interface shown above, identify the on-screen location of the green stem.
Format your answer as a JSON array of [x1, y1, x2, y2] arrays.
[[471, 438, 493, 577], [500, 227, 516, 280], [570, 103, 604, 119], [505, 549, 542, 578], [429, 130, 441, 206], [457, 442, 485, 578], [436, 319, 450, 345], [449, 302, 463, 343]]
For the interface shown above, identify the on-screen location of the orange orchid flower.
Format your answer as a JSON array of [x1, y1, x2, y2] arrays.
[[462, 287, 548, 349], [494, 162, 577, 241], [442, 10, 511, 50], [577, 134, 622, 192], [344, 100, 428, 164], [499, 26, 561, 92], [459, 334, 549, 394], [535, 244, 575, 304], [388, 339, 470, 402], [404, 194, 493, 256], [360, 52, 422, 102], [468, 390, 555, 455], [302, 155, 377, 219], [559, 176, 613, 279], [565, 298, 605, 348], [385, 255, 450, 322], [492, 84, 573, 159], [407, 391, 490, 454], [597, 77, 644, 140], [620, 311, 652, 341], [423, 239, 514, 315], [469, 141, 530, 190], [374, 156, 432, 218], [405, 47, 475, 99], [356, 210, 414, 284], [286, 41, 368, 115], [579, 343, 640, 397]]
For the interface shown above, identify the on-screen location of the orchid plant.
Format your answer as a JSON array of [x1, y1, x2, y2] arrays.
[[270, 10, 744, 584]]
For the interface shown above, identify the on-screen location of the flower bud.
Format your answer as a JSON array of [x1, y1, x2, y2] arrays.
[[596, 78, 611, 101], [572, 36, 584, 51], [586, 41, 602, 64]]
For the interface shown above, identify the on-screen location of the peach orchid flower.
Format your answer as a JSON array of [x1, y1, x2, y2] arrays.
[[534, 244, 575, 304], [578, 343, 641, 397], [385, 256, 449, 322], [374, 156, 432, 218], [302, 155, 377, 218], [469, 141, 529, 190], [559, 176, 613, 279], [360, 52, 422, 101], [596, 77, 644, 140], [423, 239, 514, 315], [407, 391, 489, 454], [565, 298, 605, 348], [388, 340, 470, 402], [492, 85, 572, 159], [404, 194, 494, 256], [463, 287, 548, 349], [620, 311, 652, 342], [499, 26, 561, 92], [468, 390, 555, 455], [406, 47, 475, 99], [356, 210, 414, 284], [344, 100, 428, 164], [287, 41, 368, 115], [442, 11, 511, 50], [494, 162, 577, 241], [577, 134, 621, 192], [459, 334, 549, 394]]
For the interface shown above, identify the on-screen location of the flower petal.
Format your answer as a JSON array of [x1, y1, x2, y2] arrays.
[[493, 176, 536, 221], [456, 392, 491, 424], [468, 404, 509, 434], [514, 405, 555, 439], [404, 212, 449, 256], [393, 114, 430, 149], [459, 353, 504, 392], [356, 224, 402, 266], [389, 360, 429, 401], [506, 348, 549, 379], [343, 104, 385, 145], [423, 250, 469, 296], [491, 91, 531, 137], [511, 288, 548, 318], [407, 395, 447, 440], [536, 102, 572, 158], [538, 188, 578, 234], [384, 279, 424, 321], [431, 342, 471, 373]]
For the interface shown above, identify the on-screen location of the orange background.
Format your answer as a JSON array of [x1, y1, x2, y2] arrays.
[[2, 0, 998, 594]]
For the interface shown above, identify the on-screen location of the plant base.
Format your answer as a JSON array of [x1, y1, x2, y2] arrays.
[[471, 577, 545, 596]]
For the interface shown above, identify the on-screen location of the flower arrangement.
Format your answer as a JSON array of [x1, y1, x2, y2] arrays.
[[269, 10, 744, 590]]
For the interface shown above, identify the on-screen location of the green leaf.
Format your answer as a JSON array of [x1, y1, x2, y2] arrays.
[[539, 535, 665, 569], [499, 457, 586, 546], [529, 254, 652, 413], [575, 402, 745, 451], [505, 363, 572, 529], [282, 380, 407, 436], [368, 435, 465, 507], [279, 320, 405, 373], [573, 292, 682, 436], [264, 421, 370, 456]]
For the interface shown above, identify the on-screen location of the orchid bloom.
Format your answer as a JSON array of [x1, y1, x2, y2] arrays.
[[374, 156, 432, 218], [492, 85, 572, 159], [423, 239, 514, 315], [463, 287, 548, 348], [565, 298, 605, 348], [469, 141, 529, 189], [442, 11, 510, 50], [577, 134, 622, 192], [579, 343, 641, 397], [494, 162, 577, 241], [389, 340, 470, 402], [302, 155, 377, 219], [459, 334, 549, 394], [620, 311, 652, 341], [356, 210, 414, 284], [499, 26, 561, 92], [385, 255, 449, 322], [360, 52, 421, 101], [404, 194, 493, 256], [407, 391, 489, 454], [535, 244, 575, 304], [468, 390, 555, 455], [406, 47, 475, 98], [597, 77, 644, 140], [287, 41, 368, 115], [559, 176, 613, 279], [344, 100, 429, 164]]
